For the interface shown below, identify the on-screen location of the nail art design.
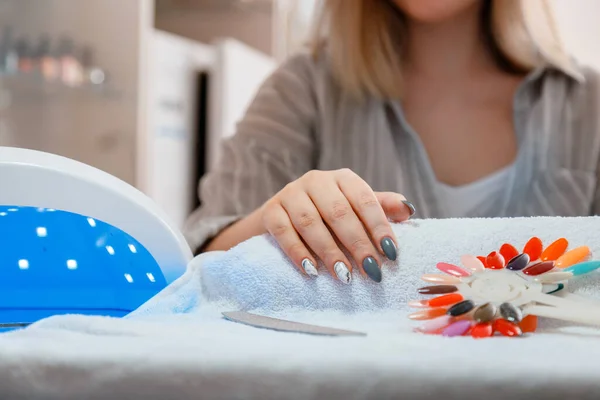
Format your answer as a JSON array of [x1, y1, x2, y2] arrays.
[[334, 261, 351, 284], [380, 237, 397, 261], [402, 200, 416, 218], [301, 258, 318, 277], [363, 257, 382, 283]]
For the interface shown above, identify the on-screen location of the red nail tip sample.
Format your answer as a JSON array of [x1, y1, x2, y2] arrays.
[[493, 319, 523, 337], [522, 261, 554, 276], [477, 256, 488, 268], [540, 238, 568, 262], [523, 237, 543, 261], [486, 251, 505, 270], [499, 243, 519, 263], [471, 322, 493, 338]]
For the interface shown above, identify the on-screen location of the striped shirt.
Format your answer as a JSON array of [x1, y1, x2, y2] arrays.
[[183, 52, 600, 251]]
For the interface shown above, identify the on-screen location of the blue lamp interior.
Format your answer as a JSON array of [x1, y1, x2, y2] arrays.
[[0, 205, 168, 326]]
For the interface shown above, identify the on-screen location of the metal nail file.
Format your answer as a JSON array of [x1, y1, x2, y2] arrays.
[[222, 311, 366, 337]]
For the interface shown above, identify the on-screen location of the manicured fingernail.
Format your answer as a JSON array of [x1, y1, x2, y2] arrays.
[[301, 258, 318, 277], [380, 237, 397, 261], [402, 200, 416, 217], [334, 261, 351, 284], [363, 257, 382, 283]]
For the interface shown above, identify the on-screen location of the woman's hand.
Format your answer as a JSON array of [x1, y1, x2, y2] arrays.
[[261, 169, 415, 283]]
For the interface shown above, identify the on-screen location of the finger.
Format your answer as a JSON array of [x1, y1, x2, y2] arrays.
[[375, 192, 416, 222], [262, 202, 319, 278], [337, 176, 398, 262], [306, 177, 383, 283], [280, 191, 353, 284]]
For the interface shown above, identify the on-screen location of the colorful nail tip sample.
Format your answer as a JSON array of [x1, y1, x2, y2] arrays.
[[506, 253, 530, 271], [421, 274, 461, 284], [499, 303, 523, 323], [408, 300, 430, 308], [522, 261, 555, 276], [486, 252, 505, 270], [436, 262, 471, 277], [473, 303, 497, 323], [493, 319, 523, 337], [536, 271, 573, 284], [461, 255, 485, 272], [563, 260, 600, 276], [429, 293, 464, 307], [471, 322, 493, 338], [523, 237, 543, 261], [410, 236, 598, 339], [417, 285, 458, 295], [408, 308, 447, 321], [421, 315, 452, 333], [447, 300, 475, 317], [541, 238, 568, 261], [499, 243, 519, 263], [519, 315, 538, 333], [555, 246, 590, 268], [442, 320, 472, 337]]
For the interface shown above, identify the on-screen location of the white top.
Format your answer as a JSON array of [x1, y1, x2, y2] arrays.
[[437, 164, 515, 218]]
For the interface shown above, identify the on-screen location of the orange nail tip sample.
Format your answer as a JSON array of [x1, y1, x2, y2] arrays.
[[493, 319, 523, 337], [461, 255, 485, 272], [421, 274, 461, 284], [522, 261, 555, 276], [499, 243, 519, 263], [523, 237, 543, 261], [408, 308, 448, 321], [540, 238, 568, 261], [486, 251, 505, 269], [555, 246, 590, 268], [428, 293, 464, 307], [408, 299, 430, 308], [436, 262, 471, 277], [471, 322, 493, 338], [519, 315, 538, 333]]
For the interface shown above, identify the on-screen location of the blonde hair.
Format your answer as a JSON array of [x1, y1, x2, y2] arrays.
[[310, 0, 570, 99]]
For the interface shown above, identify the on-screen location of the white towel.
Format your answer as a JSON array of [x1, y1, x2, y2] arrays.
[[149, 216, 600, 316]]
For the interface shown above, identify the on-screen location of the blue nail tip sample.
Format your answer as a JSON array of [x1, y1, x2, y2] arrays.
[[563, 261, 600, 276]]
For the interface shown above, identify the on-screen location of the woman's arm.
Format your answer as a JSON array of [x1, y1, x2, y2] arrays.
[[183, 54, 317, 253]]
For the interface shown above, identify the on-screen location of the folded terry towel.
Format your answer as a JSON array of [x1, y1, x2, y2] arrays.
[[132, 216, 600, 316]]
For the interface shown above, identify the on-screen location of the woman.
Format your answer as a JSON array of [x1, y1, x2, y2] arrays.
[[184, 0, 600, 284]]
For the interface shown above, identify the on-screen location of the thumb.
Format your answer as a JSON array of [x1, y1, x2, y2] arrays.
[[374, 192, 416, 222]]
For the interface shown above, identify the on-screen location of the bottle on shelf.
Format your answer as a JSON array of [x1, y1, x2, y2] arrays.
[[57, 37, 83, 87], [15, 38, 34, 74], [80, 45, 106, 86], [35, 35, 59, 83]]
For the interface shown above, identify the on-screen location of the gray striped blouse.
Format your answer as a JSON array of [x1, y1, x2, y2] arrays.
[[183, 52, 600, 251]]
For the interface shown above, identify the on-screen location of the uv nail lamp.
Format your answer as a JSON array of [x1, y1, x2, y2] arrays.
[[0, 147, 192, 326]]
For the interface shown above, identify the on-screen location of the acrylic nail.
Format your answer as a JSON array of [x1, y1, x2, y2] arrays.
[[362, 256, 382, 283], [380, 237, 397, 261], [334, 261, 351, 284], [402, 200, 416, 218], [301, 258, 318, 277]]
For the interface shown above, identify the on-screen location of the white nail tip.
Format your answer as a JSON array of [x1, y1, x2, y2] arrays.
[[302, 259, 319, 277], [334, 262, 351, 284]]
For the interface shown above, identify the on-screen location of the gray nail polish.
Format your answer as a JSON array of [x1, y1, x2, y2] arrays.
[[402, 200, 416, 218], [334, 261, 351, 284], [301, 258, 318, 277], [380, 237, 397, 261], [363, 257, 382, 283]]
